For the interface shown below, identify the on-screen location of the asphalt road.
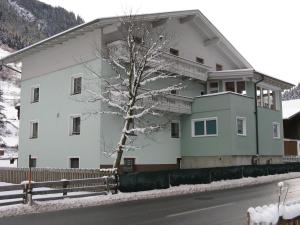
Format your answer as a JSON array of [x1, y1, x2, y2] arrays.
[[1, 178, 300, 225]]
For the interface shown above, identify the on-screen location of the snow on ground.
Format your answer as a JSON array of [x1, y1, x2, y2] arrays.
[[282, 99, 300, 119], [1, 172, 300, 218]]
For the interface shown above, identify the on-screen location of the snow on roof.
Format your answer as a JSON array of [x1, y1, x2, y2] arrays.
[[282, 99, 300, 119]]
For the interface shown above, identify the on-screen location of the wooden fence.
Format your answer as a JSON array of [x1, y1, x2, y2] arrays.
[[0, 167, 117, 184], [0, 176, 117, 206]]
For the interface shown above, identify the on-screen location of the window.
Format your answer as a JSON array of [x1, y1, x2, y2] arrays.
[[171, 121, 180, 138], [236, 117, 246, 136], [70, 158, 79, 168], [208, 82, 219, 94], [273, 122, 280, 139], [256, 86, 279, 110], [169, 48, 179, 56], [196, 57, 204, 64], [170, 90, 177, 95], [133, 36, 142, 44], [123, 158, 135, 172], [71, 76, 82, 95], [31, 86, 39, 103], [216, 64, 223, 71], [224, 81, 246, 95], [70, 116, 81, 135], [192, 117, 218, 137], [30, 121, 38, 139]]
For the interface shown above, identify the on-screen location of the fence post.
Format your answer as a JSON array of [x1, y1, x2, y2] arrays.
[[105, 177, 110, 194], [27, 185, 33, 206], [23, 183, 27, 204], [61, 179, 69, 197]]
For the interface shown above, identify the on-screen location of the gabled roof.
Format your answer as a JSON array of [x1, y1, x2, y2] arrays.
[[282, 99, 300, 120], [0, 9, 252, 69]]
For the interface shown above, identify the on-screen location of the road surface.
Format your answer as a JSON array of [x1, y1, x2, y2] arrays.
[[1, 178, 300, 225]]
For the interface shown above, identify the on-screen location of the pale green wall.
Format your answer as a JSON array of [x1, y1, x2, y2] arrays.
[[181, 92, 283, 157], [19, 59, 102, 168]]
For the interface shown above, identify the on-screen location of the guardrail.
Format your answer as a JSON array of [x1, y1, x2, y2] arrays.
[[283, 155, 300, 163], [0, 176, 117, 206]]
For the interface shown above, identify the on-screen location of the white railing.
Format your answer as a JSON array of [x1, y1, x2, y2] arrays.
[[283, 155, 300, 163], [107, 40, 210, 81]]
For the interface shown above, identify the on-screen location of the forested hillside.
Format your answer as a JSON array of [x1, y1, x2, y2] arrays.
[[282, 83, 300, 101]]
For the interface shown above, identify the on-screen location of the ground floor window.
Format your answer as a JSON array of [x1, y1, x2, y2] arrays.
[[192, 117, 218, 137], [123, 158, 135, 173], [236, 117, 247, 136], [70, 158, 79, 168], [171, 121, 180, 138], [272, 122, 280, 139]]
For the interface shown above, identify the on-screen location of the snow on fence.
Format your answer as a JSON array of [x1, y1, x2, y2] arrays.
[[0, 167, 117, 184], [0, 176, 117, 206]]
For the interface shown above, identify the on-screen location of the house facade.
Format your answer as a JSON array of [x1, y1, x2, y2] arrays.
[[0, 10, 293, 171]]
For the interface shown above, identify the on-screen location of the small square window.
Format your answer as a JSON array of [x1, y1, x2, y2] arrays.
[[171, 122, 180, 138], [208, 82, 219, 94], [196, 57, 204, 64], [216, 64, 223, 71], [170, 90, 177, 95], [170, 48, 179, 56], [70, 158, 79, 168], [123, 158, 135, 172], [72, 77, 82, 95], [273, 122, 280, 139], [30, 121, 38, 139], [236, 117, 246, 136], [71, 116, 81, 135], [31, 87, 39, 103]]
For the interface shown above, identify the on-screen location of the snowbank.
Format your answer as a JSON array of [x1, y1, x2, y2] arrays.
[[248, 202, 300, 224], [0, 172, 300, 218]]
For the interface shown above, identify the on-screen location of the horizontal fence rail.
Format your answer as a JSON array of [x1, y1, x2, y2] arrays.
[[0, 167, 117, 184], [0, 176, 117, 206]]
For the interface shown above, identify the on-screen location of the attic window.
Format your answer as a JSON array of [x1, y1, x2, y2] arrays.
[[196, 57, 204, 64], [170, 48, 179, 56], [216, 64, 223, 71]]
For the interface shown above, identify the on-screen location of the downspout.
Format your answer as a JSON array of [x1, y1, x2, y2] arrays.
[[254, 73, 264, 157]]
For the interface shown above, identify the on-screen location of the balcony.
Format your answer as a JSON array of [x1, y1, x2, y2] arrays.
[[107, 40, 210, 81], [110, 91, 192, 114]]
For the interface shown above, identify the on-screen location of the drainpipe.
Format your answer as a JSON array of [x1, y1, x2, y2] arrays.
[[254, 73, 264, 157]]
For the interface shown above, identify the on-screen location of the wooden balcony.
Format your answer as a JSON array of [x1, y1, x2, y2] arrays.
[[107, 40, 210, 81]]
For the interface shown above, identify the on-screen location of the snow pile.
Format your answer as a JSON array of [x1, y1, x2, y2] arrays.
[[0, 172, 300, 218], [7, 0, 35, 23], [248, 202, 300, 224], [282, 99, 300, 119]]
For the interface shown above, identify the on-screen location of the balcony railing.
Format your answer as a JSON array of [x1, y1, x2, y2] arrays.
[[107, 40, 210, 81], [110, 91, 192, 114]]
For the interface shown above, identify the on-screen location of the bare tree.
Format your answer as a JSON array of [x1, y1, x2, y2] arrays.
[[84, 14, 182, 169]]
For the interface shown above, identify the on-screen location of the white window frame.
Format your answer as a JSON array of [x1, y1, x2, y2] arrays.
[[30, 85, 40, 103], [69, 115, 81, 136], [191, 117, 218, 137], [70, 74, 83, 95], [29, 120, 39, 139], [272, 122, 281, 139], [171, 120, 180, 138], [223, 80, 246, 95], [236, 117, 247, 136], [256, 85, 280, 110], [207, 81, 219, 94], [69, 157, 80, 168]]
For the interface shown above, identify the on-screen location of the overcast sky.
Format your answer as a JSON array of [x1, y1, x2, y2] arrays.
[[40, 0, 300, 85]]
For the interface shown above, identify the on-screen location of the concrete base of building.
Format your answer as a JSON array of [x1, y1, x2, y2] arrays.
[[181, 155, 283, 169], [100, 164, 179, 173]]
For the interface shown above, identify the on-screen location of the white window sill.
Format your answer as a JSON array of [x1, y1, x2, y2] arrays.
[[192, 134, 218, 138]]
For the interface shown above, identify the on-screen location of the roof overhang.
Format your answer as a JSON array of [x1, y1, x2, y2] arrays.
[[0, 9, 252, 70], [208, 69, 294, 90]]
